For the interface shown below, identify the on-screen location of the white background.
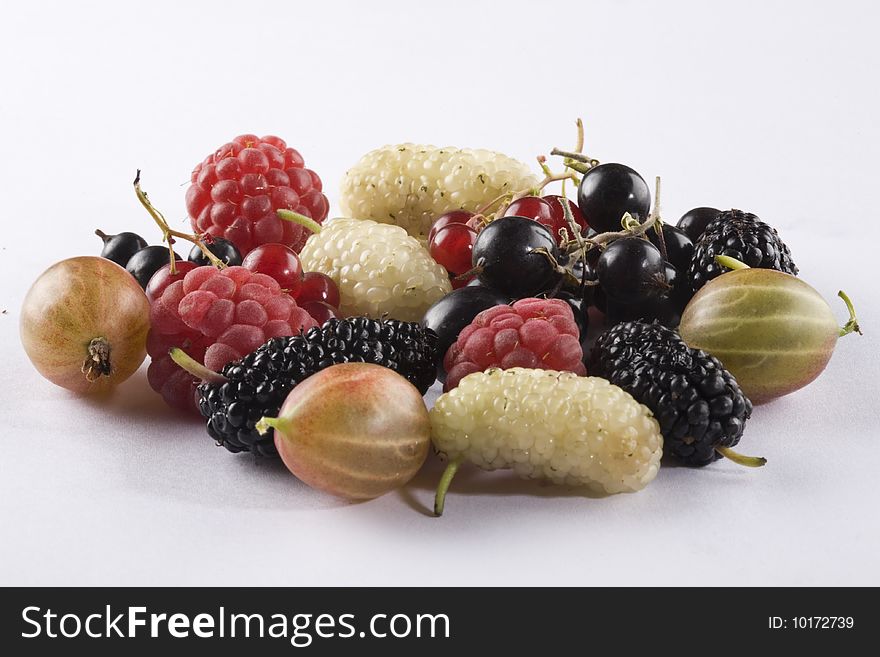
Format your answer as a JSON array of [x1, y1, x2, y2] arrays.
[[1, 0, 878, 586]]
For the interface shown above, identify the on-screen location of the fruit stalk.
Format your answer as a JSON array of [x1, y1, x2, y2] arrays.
[[169, 347, 228, 385], [434, 457, 462, 517], [715, 446, 767, 468], [837, 291, 862, 337], [277, 209, 323, 236], [649, 176, 669, 261], [133, 170, 226, 272]]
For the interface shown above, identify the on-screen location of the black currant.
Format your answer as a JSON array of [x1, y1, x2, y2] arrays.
[[126, 246, 182, 289], [577, 163, 651, 233], [596, 238, 665, 305], [188, 237, 242, 267], [95, 229, 147, 267], [421, 286, 511, 379], [676, 206, 720, 243], [648, 224, 694, 272], [472, 216, 559, 297]]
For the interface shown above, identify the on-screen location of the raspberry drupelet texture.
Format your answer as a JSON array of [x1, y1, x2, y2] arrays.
[[147, 265, 317, 413], [298, 218, 452, 322], [442, 298, 586, 391], [185, 134, 329, 255], [689, 209, 798, 291], [339, 144, 539, 240], [590, 321, 752, 466], [431, 368, 663, 494], [198, 318, 440, 457]]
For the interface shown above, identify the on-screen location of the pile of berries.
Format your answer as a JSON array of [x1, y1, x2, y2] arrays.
[[28, 120, 858, 516]]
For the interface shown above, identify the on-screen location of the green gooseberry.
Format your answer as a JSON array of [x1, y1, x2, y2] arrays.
[[679, 256, 861, 404]]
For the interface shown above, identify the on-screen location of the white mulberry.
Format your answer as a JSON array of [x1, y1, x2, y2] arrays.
[[299, 218, 452, 322], [430, 368, 663, 514], [339, 144, 539, 240]]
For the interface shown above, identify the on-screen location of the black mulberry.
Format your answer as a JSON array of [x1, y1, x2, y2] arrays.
[[197, 318, 439, 457], [689, 209, 797, 291], [590, 321, 759, 467]]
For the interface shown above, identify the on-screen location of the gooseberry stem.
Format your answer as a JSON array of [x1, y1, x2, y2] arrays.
[[133, 170, 226, 271], [277, 209, 323, 235], [169, 347, 227, 384], [714, 255, 750, 270], [837, 290, 862, 337], [255, 416, 292, 437], [715, 446, 767, 467], [434, 457, 463, 517]]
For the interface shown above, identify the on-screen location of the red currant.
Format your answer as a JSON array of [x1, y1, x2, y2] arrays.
[[301, 301, 339, 325], [429, 224, 477, 275], [241, 243, 303, 295], [428, 210, 474, 243], [504, 196, 568, 243], [298, 272, 341, 307], [543, 194, 587, 232], [145, 261, 198, 304]]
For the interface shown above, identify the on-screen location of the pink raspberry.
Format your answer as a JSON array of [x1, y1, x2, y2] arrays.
[[442, 298, 586, 391], [185, 134, 329, 256], [146, 265, 318, 413]]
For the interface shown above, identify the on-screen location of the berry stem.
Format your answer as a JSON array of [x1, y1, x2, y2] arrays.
[[95, 229, 110, 244], [715, 446, 767, 467], [169, 347, 227, 384], [132, 170, 226, 271], [81, 337, 112, 381], [434, 457, 463, 517], [562, 118, 586, 197], [277, 209, 323, 236], [255, 415, 293, 437], [837, 290, 862, 337], [453, 263, 484, 282], [578, 211, 658, 250], [649, 176, 668, 260], [549, 148, 600, 170], [714, 255, 750, 271], [555, 195, 590, 291]]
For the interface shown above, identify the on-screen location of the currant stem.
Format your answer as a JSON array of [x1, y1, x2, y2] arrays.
[[133, 170, 226, 270], [837, 290, 862, 337], [650, 176, 668, 260], [715, 446, 767, 468], [277, 209, 322, 235], [576, 212, 657, 251], [454, 263, 484, 281], [574, 118, 585, 155], [169, 347, 227, 384], [550, 148, 599, 169], [82, 337, 112, 382], [714, 255, 750, 271], [434, 457, 463, 517]]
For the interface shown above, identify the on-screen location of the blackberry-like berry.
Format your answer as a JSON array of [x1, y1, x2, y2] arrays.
[[198, 318, 439, 457], [590, 321, 756, 467], [689, 209, 797, 291]]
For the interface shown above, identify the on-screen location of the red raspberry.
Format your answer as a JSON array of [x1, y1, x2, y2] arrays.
[[442, 297, 586, 391], [185, 134, 329, 256], [146, 265, 318, 412]]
